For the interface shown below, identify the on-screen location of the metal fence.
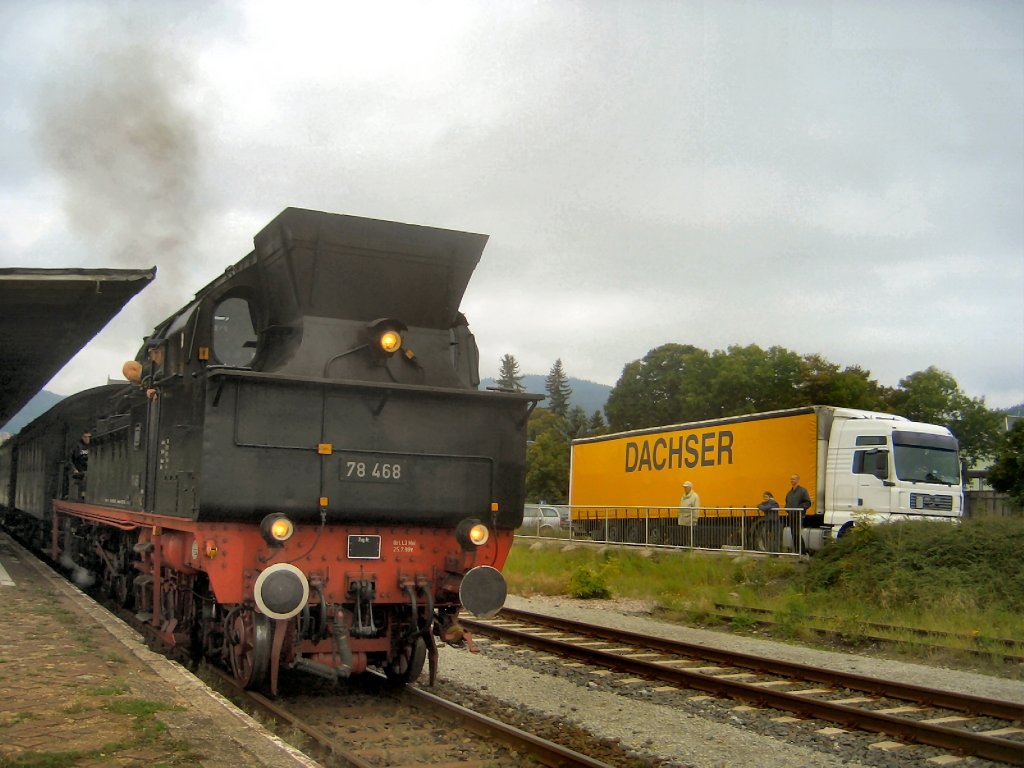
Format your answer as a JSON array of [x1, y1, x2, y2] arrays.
[[964, 491, 1023, 518], [516, 505, 805, 556]]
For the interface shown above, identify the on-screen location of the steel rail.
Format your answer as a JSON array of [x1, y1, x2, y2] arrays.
[[463, 610, 1024, 766], [208, 665, 374, 768], [478, 607, 1024, 720], [403, 685, 612, 768], [210, 665, 612, 768]]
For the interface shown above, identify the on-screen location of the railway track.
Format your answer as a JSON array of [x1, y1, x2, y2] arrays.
[[207, 665, 612, 768], [462, 607, 1024, 766], [707, 602, 1024, 664]]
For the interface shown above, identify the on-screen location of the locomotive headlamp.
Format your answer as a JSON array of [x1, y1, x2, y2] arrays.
[[455, 518, 490, 550], [469, 523, 490, 546], [260, 513, 294, 547], [379, 329, 402, 353], [366, 318, 408, 357]]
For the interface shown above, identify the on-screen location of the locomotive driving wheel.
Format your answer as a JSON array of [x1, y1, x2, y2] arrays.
[[384, 636, 426, 686], [227, 609, 271, 688]]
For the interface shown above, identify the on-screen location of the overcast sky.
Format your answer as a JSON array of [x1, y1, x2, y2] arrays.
[[2, 1, 1022, 410]]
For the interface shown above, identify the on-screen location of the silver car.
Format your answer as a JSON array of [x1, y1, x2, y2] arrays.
[[519, 504, 563, 535]]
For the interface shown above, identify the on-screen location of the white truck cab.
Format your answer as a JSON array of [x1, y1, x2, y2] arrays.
[[814, 409, 963, 550]]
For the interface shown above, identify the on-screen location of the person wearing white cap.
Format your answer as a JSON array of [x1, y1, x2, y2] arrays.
[[678, 480, 701, 528]]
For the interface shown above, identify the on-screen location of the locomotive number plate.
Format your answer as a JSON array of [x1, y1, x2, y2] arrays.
[[348, 535, 382, 559], [340, 456, 406, 482]]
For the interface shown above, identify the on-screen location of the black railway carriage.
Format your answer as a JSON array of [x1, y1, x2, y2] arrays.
[[1, 386, 119, 546], [2, 208, 540, 692]]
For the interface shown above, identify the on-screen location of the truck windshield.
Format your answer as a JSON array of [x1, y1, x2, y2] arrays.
[[893, 440, 961, 486]]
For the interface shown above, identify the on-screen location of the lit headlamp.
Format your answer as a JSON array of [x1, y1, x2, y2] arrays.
[[379, 329, 402, 353], [455, 518, 490, 550], [367, 318, 408, 357], [260, 513, 294, 547]]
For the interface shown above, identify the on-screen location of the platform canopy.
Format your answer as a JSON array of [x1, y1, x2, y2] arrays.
[[0, 267, 155, 427]]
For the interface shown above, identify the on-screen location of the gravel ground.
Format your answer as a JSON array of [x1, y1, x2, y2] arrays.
[[429, 594, 1024, 768]]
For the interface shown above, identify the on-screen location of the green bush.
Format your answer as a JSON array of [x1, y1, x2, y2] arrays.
[[568, 564, 612, 599], [803, 517, 1024, 612]]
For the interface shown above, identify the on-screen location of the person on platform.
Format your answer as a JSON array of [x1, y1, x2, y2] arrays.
[[757, 490, 781, 551], [678, 480, 701, 527], [784, 474, 813, 551]]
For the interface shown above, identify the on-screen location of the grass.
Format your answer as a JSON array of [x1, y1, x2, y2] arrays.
[[0, 696, 191, 768], [503, 516, 1024, 673], [0, 700, 190, 768]]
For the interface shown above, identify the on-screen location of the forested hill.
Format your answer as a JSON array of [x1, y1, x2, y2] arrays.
[[480, 375, 611, 416]]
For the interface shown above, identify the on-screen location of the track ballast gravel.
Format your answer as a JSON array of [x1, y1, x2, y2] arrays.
[[427, 594, 1024, 768]]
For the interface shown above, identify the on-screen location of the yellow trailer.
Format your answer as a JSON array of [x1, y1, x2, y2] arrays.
[[570, 406, 963, 551]]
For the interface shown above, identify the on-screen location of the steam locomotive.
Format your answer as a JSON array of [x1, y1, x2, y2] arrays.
[[0, 208, 539, 693]]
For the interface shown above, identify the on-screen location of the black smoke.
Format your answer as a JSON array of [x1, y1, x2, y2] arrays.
[[34, 11, 207, 325]]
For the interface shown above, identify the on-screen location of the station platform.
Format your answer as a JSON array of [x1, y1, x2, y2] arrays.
[[0, 531, 322, 768]]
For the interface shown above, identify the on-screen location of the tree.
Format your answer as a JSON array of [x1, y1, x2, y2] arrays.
[[988, 420, 1024, 507], [605, 344, 713, 431], [891, 367, 962, 424], [889, 367, 1005, 466], [606, 343, 806, 429], [798, 355, 891, 411], [587, 409, 608, 436], [495, 353, 524, 391], [524, 408, 571, 502], [545, 359, 573, 418], [524, 429, 570, 503], [706, 344, 804, 416], [951, 397, 1008, 467], [565, 405, 589, 441]]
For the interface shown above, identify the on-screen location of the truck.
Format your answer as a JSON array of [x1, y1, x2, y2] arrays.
[[569, 406, 963, 553]]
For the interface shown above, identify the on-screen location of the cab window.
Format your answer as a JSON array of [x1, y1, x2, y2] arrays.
[[212, 297, 258, 367], [853, 448, 889, 479]]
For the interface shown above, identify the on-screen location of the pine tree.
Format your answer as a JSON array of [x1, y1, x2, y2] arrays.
[[587, 409, 607, 436], [545, 359, 573, 417], [566, 405, 589, 440], [496, 354, 525, 391]]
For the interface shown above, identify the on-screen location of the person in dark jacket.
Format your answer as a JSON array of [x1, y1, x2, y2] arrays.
[[784, 474, 812, 550], [70, 431, 90, 475], [757, 490, 781, 551], [69, 430, 91, 500], [142, 340, 164, 401]]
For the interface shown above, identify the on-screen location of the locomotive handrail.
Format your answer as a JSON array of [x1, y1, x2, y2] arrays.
[[52, 500, 142, 531]]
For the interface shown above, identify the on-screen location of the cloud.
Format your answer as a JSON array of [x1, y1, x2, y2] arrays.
[[1, 0, 1019, 411]]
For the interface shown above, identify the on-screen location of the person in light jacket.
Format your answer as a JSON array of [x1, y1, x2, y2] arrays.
[[678, 480, 701, 527]]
